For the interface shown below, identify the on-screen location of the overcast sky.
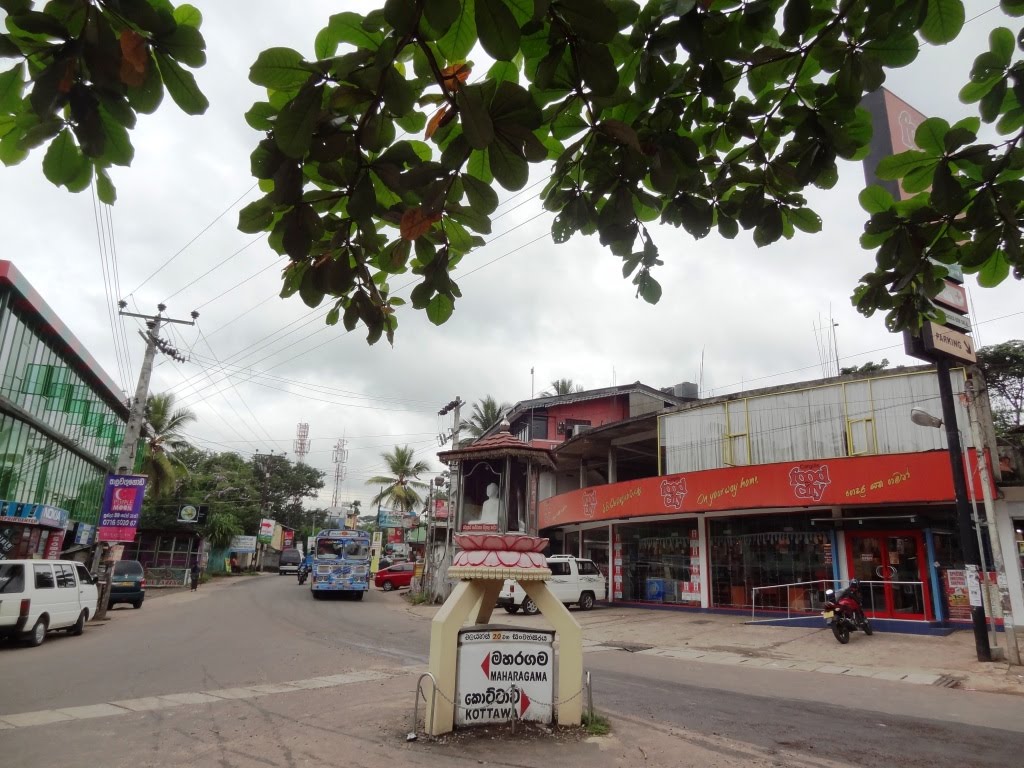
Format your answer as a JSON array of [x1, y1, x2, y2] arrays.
[[2, 2, 1021, 512]]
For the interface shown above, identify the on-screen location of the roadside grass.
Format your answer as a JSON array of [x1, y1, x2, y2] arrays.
[[582, 711, 611, 736]]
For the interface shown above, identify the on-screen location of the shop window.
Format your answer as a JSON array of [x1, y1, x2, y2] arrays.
[[616, 523, 701, 605], [709, 518, 830, 611]]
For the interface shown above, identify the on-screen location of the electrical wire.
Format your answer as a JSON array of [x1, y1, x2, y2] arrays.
[[161, 233, 272, 304], [125, 182, 259, 297]]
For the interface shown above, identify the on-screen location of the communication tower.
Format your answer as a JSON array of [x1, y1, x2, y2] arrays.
[[294, 422, 310, 464], [330, 437, 348, 507]]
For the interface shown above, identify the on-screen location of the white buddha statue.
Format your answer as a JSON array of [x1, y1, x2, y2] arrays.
[[479, 482, 503, 527]]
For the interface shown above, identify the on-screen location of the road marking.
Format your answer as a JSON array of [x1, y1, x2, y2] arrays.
[[0, 669, 395, 730]]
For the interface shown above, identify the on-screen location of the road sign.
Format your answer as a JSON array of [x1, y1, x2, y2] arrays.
[[937, 309, 972, 335], [916, 322, 977, 363], [934, 280, 968, 314]]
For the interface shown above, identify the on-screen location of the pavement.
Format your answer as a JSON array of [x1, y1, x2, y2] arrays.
[[398, 597, 1024, 697]]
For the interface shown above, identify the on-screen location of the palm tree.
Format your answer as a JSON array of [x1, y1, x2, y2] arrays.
[[140, 392, 197, 497], [366, 445, 430, 515], [541, 378, 584, 396], [461, 395, 511, 438]]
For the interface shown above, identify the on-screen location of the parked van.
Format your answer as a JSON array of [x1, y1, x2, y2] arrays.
[[497, 555, 607, 615], [0, 560, 100, 647]]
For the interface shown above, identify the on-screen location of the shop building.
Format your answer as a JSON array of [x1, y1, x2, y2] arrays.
[[0, 261, 128, 560], [539, 367, 1009, 628]]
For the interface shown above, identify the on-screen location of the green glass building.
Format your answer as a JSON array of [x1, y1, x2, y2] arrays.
[[1, 260, 128, 559]]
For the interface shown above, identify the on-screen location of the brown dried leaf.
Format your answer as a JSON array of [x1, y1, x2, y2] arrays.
[[441, 63, 471, 92], [400, 207, 441, 241], [425, 105, 449, 139], [119, 30, 148, 87]]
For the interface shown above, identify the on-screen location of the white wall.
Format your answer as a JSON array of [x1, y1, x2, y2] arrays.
[[662, 369, 971, 473]]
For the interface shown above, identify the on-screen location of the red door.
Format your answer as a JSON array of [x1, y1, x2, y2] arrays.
[[845, 531, 931, 620]]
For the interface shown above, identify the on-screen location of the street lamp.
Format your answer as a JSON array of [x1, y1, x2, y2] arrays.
[[910, 406, 992, 660]]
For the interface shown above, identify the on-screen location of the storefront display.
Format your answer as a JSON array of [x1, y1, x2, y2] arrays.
[[709, 516, 830, 610], [616, 521, 701, 605]]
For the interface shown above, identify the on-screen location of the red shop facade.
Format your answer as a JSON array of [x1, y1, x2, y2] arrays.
[[539, 450, 991, 623]]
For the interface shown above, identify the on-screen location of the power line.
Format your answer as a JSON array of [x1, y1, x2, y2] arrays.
[[125, 182, 259, 296], [89, 181, 129, 394], [162, 233, 272, 303]]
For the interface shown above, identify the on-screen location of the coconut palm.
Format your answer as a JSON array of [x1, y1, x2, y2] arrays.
[[461, 395, 511, 438], [541, 378, 584, 396], [140, 392, 197, 497], [366, 445, 430, 515]]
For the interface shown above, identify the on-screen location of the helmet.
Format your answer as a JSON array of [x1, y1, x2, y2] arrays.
[[849, 578, 860, 589]]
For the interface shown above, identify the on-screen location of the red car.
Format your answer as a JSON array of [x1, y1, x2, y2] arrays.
[[374, 562, 415, 591]]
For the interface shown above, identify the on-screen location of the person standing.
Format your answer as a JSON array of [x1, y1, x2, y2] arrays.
[[190, 562, 200, 591]]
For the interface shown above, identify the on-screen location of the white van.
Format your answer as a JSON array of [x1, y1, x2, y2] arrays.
[[497, 555, 607, 615], [0, 560, 99, 647]]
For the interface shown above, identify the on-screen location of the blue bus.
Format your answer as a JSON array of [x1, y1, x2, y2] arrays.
[[310, 529, 371, 600]]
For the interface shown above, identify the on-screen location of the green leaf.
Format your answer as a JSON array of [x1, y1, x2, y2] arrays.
[[555, 0, 619, 43], [327, 12, 385, 51], [990, 26, 1015, 64], [156, 24, 207, 68], [959, 76, 1000, 104], [457, 83, 495, 149], [913, 117, 950, 155], [635, 270, 662, 304], [274, 85, 323, 159], [859, 185, 896, 214], [462, 172, 499, 213], [98, 107, 133, 166], [173, 4, 203, 28], [476, 0, 520, 61], [42, 128, 88, 187], [875, 150, 934, 180], [238, 199, 273, 232], [245, 102, 277, 131], [487, 60, 519, 84], [862, 34, 919, 68], [426, 293, 454, 324], [249, 47, 311, 91], [920, 0, 965, 45], [424, 0, 462, 34], [977, 251, 1010, 286], [95, 167, 116, 204], [155, 51, 209, 115], [468, 148, 493, 183], [787, 207, 822, 234], [0, 63, 23, 113], [488, 138, 528, 190], [437, 0, 477, 61], [127, 52, 163, 114]]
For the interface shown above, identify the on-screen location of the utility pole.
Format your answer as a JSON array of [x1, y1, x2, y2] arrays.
[[94, 304, 196, 622]]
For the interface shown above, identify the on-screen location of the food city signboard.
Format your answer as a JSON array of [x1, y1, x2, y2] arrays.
[[455, 627, 554, 726], [539, 450, 989, 528]]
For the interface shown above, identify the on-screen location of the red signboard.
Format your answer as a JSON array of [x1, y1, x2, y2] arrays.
[[44, 529, 64, 560], [283, 530, 294, 549], [539, 451, 986, 528]]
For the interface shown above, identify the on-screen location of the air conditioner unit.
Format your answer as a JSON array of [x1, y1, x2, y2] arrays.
[[572, 424, 592, 437]]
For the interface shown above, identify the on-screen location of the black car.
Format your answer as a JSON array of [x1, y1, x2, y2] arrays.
[[108, 560, 145, 609]]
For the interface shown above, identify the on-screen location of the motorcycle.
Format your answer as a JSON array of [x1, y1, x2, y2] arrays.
[[297, 562, 309, 586], [822, 587, 873, 644]]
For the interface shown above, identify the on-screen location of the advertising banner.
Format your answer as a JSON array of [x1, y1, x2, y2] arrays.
[[378, 510, 404, 528], [539, 450, 990, 528], [0, 500, 70, 529], [257, 518, 275, 543], [74, 522, 96, 546], [283, 530, 295, 549], [98, 474, 147, 542], [229, 535, 257, 553], [456, 627, 554, 725], [44, 529, 64, 559]]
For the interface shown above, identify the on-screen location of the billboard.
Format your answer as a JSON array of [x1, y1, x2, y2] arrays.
[[861, 87, 927, 201], [229, 535, 257, 553], [98, 474, 146, 542], [378, 509, 405, 528], [257, 517, 275, 543]]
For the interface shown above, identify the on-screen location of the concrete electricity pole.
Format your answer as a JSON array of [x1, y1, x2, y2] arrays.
[[94, 304, 196, 621]]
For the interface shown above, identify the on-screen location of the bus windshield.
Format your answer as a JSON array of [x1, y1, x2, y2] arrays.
[[315, 538, 369, 560]]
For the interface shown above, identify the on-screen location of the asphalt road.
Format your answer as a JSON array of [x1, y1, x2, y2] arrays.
[[2, 575, 1023, 768]]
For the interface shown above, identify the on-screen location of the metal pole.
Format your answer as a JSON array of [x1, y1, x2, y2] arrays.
[[936, 359, 992, 662], [967, 374, 1020, 664], [963, 445, 998, 647]]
